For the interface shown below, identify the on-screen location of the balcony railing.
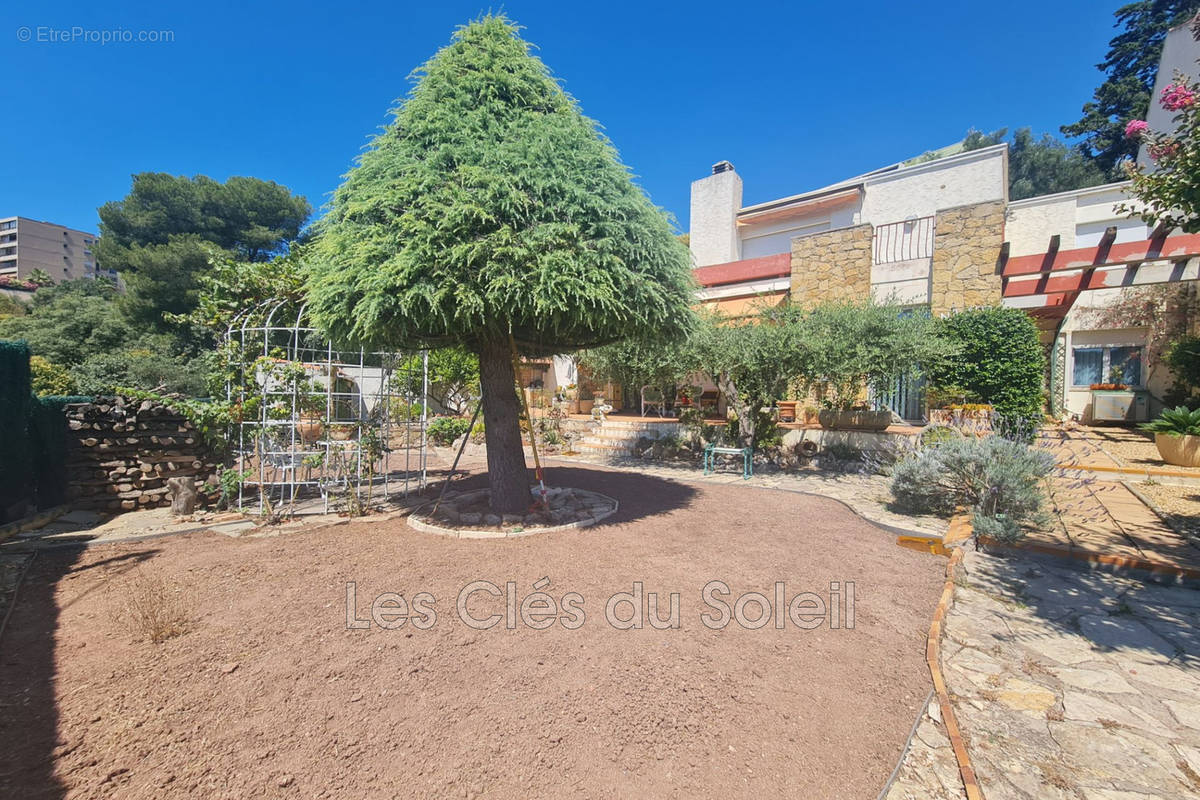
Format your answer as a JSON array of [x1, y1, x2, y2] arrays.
[[873, 216, 934, 264]]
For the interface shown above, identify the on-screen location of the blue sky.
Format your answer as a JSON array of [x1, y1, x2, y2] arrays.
[[1, 1, 1119, 235]]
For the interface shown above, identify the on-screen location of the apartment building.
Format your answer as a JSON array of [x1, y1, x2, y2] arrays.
[[0, 216, 112, 282]]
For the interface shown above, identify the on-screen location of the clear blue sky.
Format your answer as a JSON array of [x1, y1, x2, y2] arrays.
[[1, 0, 1120, 235]]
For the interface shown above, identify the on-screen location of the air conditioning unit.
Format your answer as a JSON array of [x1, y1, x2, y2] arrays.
[[1090, 390, 1150, 423]]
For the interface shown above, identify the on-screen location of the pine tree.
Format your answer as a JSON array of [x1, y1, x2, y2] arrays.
[[306, 16, 695, 512], [1062, 1, 1200, 176]]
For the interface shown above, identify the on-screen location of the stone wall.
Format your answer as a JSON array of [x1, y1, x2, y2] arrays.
[[790, 224, 873, 305], [929, 200, 1006, 314], [64, 396, 222, 511]]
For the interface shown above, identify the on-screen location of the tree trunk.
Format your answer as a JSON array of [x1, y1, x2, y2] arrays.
[[475, 335, 530, 514], [717, 372, 755, 448]]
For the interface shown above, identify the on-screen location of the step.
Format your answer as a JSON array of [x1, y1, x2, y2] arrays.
[[600, 419, 680, 430], [582, 432, 650, 444], [576, 442, 634, 456]]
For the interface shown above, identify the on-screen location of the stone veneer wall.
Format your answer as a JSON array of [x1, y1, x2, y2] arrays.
[[790, 224, 873, 305], [929, 200, 1006, 314]]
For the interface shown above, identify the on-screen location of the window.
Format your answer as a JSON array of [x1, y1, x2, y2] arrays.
[[0, 221, 15, 231], [1072, 345, 1143, 387]]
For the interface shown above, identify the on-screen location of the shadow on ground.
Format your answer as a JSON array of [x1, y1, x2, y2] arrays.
[[439, 464, 700, 525], [966, 547, 1200, 669], [0, 544, 159, 799]]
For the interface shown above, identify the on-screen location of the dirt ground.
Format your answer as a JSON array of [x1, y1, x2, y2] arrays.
[[0, 466, 944, 799]]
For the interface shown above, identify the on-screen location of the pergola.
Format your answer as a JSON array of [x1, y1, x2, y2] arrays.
[[1000, 227, 1200, 320]]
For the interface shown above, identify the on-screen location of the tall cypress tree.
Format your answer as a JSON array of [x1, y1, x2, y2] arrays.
[[306, 16, 695, 512]]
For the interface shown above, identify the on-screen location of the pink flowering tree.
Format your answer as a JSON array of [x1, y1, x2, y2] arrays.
[[1122, 69, 1200, 232]]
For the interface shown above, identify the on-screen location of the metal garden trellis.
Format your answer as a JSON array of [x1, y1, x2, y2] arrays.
[[223, 299, 429, 514]]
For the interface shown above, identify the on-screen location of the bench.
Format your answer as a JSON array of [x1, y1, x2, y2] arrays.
[[703, 444, 752, 480]]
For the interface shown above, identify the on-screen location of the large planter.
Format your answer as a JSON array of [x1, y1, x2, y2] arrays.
[[1154, 432, 1200, 467], [818, 409, 893, 431], [296, 415, 324, 443]]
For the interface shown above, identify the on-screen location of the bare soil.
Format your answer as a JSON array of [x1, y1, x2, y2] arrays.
[[0, 465, 943, 799]]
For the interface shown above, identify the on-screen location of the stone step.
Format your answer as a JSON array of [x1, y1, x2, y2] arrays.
[[582, 431, 649, 444], [599, 419, 680, 430], [576, 441, 634, 456]]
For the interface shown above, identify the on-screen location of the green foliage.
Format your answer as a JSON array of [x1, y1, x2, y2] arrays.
[[1141, 405, 1200, 435], [1062, 0, 1200, 176], [98, 173, 309, 334], [26, 269, 55, 288], [926, 307, 1045, 422], [1124, 70, 1200, 232], [960, 127, 1108, 200], [798, 301, 953, 410], [30, 355, 75, 396], [427, 415, 473, 445], [74, 346, 208, 397], [390, 347, 479, 415], [0, 341, 33, 518], [1166, 335, 1200, 400], [113, 387, 232, 451], [890, 436, 1055, 540], [304, 15, 696, 355], [693, 306, 810, 448], [28, 394, 90, 508], [0, 278, 129, 366], [0, 294, 26, 320], [581, 333, 698, 399]]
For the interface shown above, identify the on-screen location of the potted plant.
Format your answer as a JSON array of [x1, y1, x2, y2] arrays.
[[1142, 406, 1200, 467], [817, 403, 893, 431], [802, 405, 820, 425], [328, 423, 357, 441]]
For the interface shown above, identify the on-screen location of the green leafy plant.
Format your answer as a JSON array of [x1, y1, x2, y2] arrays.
[[1141, 405, 1200, 436], [305, 15, 696, 513], [890, 436, 1054, 541], [427, 416, 472, 446], [926, 307, 1045, 423]]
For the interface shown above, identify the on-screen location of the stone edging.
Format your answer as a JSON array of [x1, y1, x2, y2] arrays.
[[407, 490, 619, 539], [0, 505, 69, 545], [927, 516, 985, 800]]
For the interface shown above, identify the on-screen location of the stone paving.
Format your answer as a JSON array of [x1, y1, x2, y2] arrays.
[[938, 547, 1200, 799]]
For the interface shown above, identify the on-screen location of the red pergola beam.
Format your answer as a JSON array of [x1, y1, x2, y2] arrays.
[[1001, 233, 1200, 278]]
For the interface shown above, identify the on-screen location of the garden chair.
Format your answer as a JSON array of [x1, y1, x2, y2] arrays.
[[641, 385, 667, 417]]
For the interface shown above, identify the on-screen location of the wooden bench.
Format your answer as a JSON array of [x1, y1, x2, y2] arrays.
[[703, 444, 752, 480]]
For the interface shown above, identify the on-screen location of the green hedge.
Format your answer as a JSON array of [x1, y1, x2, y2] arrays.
[[927, 307, 1046, 421], [0, 339, 86, 519], [29, 395, 89, 509], [0, 341, 32, 520]]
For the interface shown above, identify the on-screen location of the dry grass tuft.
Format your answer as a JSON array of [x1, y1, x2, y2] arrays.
[[112, 569, 191, 644]]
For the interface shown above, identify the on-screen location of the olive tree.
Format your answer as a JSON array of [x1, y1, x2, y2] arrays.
[[305, 17, 695, 512]]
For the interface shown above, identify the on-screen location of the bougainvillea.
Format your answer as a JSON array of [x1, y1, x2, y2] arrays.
[[1122, 66, 1200, 232]]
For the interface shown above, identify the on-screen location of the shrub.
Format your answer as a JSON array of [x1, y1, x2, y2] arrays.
[[927, 307, 1045, 422], [890, 435, 1054, 540], [113, 570, 192, 644], [1165, 335, 1200, 403], [1141, 406, 1200, 436], [30, 355, 75, 396], [427, 415, 472, 445]]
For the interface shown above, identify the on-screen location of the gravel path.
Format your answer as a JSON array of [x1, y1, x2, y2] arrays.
[[0, 465, 944, 799]]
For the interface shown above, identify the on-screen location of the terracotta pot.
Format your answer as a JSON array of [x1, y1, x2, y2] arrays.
[[578, 399, 594, 414], [296, 416, 324, 443], [328, 427, 355, 441], [1154, 432, 1200, 467], [817, 409, 892, 431]]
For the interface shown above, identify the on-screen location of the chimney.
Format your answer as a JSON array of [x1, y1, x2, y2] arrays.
[[689, 161, 742, 267]]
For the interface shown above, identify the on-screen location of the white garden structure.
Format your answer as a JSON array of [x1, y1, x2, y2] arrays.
[[223, 299, 429, 514]]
